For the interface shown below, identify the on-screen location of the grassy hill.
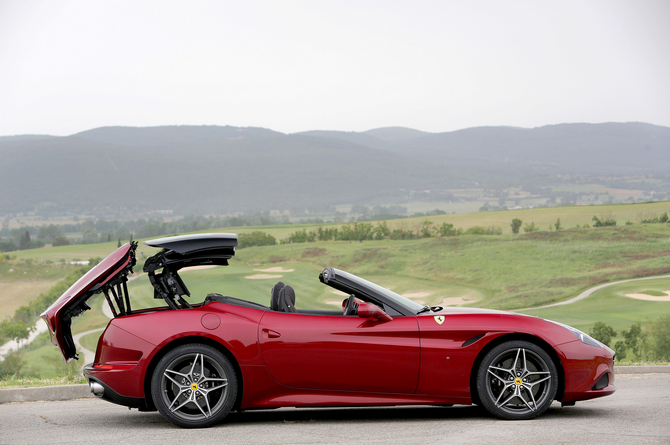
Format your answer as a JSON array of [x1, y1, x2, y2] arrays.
[[4, 202, 670, 378], [2, 122, 669, 215]]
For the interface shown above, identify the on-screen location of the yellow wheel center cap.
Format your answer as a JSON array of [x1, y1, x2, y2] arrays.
[[191, 383, 199, 391], [514, 378, 523, 386]]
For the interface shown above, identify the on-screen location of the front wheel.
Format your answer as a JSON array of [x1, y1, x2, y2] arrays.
[[151, 344, 237, 428], [476, 340, 557, 420]]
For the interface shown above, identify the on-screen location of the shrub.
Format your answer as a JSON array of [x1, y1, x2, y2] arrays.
[[592, 213, 616, 227], [648, 314, 670, 361], [639, 211, 669, 224], [590, 322, 616, 347], [238, 231, 277, 249], [51, 236, 70, 246], [510, 218, 523, 234], [464, 226, 502, 235], [621, 323, 647, 360], [437, 222, 461, 237], [0, 350, 27, 378], [523, 222, 539, 233]]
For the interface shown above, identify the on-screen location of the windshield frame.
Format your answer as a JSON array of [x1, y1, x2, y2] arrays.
[[320, 268, 425, 316]]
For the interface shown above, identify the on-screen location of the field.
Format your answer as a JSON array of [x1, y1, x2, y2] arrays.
[[11, 201, 670, 266], [0, 259, 81, 321], [523, 276, 670, 348], [3, 201, 670, 379], [0, 281, 58, 320]]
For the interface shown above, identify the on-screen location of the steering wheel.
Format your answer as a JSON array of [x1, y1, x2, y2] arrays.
[[343, 295, 358, 316]]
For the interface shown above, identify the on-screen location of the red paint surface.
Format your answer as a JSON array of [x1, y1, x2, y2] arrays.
[[84, 300, 615, 409]]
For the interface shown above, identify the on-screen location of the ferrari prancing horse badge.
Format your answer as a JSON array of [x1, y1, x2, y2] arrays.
[[434, 315, 445, 325]]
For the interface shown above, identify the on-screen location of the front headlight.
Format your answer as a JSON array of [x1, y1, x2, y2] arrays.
[[547, 320, 605, 348]]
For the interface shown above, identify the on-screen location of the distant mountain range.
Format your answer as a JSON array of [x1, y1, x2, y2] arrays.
[[1, 122, 669, 215]]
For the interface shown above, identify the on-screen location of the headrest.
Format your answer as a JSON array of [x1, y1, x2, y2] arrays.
[[270, 281, 285, 311], [278, 285, 297, 313]]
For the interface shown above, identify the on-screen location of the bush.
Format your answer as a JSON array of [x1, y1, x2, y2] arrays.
[[620, 323, 647, 360], [639, 211, 669, 224], [648, 314, 670, 361], [523, 222, 539, 233], [614, 340, 627, 360], [464, 226, 502, 235], [437, 222, 461, 237], [0, 239, 18, 252], [0, 320, 31, 344], [237, 231, 277, 249], [592, 213, 616, 227], [510, 218, 522, 234], [0, 350, 28, 378], [51, 236, 70, 246], [590, 322, 616, 347]]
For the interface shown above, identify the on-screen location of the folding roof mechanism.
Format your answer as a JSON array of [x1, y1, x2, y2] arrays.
[[142, 233, 238, 310]]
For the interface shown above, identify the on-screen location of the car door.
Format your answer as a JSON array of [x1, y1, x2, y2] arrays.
[[258, 311, 420, 394]]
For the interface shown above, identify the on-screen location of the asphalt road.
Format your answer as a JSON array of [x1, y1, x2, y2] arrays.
[[1, 373, 668, 445]]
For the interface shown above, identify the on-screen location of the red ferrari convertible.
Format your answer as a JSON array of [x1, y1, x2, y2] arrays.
[[42, 233, 615, 427]]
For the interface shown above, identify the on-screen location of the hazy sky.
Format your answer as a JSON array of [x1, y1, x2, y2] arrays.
[[1, 0, 669, 136]]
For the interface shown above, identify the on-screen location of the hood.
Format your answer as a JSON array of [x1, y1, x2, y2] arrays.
[[431, 306, 529, 316], [41, 242, 137, 362]]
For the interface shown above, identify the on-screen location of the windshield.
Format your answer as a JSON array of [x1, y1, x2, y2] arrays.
[[335, 270, 425, 313]]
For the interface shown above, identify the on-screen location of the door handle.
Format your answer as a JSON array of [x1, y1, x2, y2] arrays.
[[263, 329, 281, 338]]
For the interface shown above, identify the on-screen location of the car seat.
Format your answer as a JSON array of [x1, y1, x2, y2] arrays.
[[270, 281, 285, 311], [277, 285, 297, 313]]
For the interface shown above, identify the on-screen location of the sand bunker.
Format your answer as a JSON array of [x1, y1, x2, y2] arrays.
[[438, 296, 476, 306], [624, 291, 670, 302], [181, 265, 217, 272], [254, 267, 295, 273], [403, 292, 431, 299], [331, 289, 349, 296], [403, 291, 477, 306], [403, 292, 431, 304], [245, 274, 283, 280], [326, 300, 345, 307]]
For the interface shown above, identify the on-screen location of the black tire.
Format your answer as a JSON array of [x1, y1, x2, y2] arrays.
[[476, 340, 557, 420], [151, 344, 237, 428]]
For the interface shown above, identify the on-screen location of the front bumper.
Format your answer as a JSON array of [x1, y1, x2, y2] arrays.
[[557, 340, 616, 403]]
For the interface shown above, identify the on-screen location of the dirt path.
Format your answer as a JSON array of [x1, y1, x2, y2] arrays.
[[521, 274, 670, 311], [72, 328, 104, 366], [1, 273, 143, 360]]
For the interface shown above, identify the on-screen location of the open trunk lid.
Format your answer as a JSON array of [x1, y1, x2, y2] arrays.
[[41, 242, 137, 362]]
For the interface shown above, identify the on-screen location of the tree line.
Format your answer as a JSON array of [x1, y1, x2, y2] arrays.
[[0, 213, 288, 252], [590, 318, 670, 362]]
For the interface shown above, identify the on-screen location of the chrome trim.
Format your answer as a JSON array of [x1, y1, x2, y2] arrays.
[[90, 381, 105, 397]]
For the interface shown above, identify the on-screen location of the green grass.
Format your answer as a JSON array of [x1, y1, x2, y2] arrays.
[[236, 224, 670, 310], [521, 277, 670, 341], [79, 331, 101, 353], [638, 290, 668, 296], [5, 203, 670, 384], [20, 336, 82, 379], [0, 374, 86, 388]]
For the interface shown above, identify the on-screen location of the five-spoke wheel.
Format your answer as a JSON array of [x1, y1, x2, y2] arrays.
[[151, 344, 237, 428], [476, 341, 557, 420]]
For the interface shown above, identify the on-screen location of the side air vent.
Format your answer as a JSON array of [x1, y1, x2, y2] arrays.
[[462, 334, 485, 347]]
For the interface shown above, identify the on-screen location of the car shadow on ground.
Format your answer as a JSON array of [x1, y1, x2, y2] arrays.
[[225, 403, 609, 425], [88, 402, 609, 429]]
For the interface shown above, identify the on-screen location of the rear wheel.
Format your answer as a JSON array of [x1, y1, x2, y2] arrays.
[[476, 341, 557, 420], [151, 344, 237, 428]]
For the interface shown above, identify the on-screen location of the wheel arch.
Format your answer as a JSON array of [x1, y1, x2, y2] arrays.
[[143, 336, 244, 412], [469, 333, 566, 405]]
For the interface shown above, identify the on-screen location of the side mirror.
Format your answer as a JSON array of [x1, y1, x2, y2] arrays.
[[357, 302, 393, 322]]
